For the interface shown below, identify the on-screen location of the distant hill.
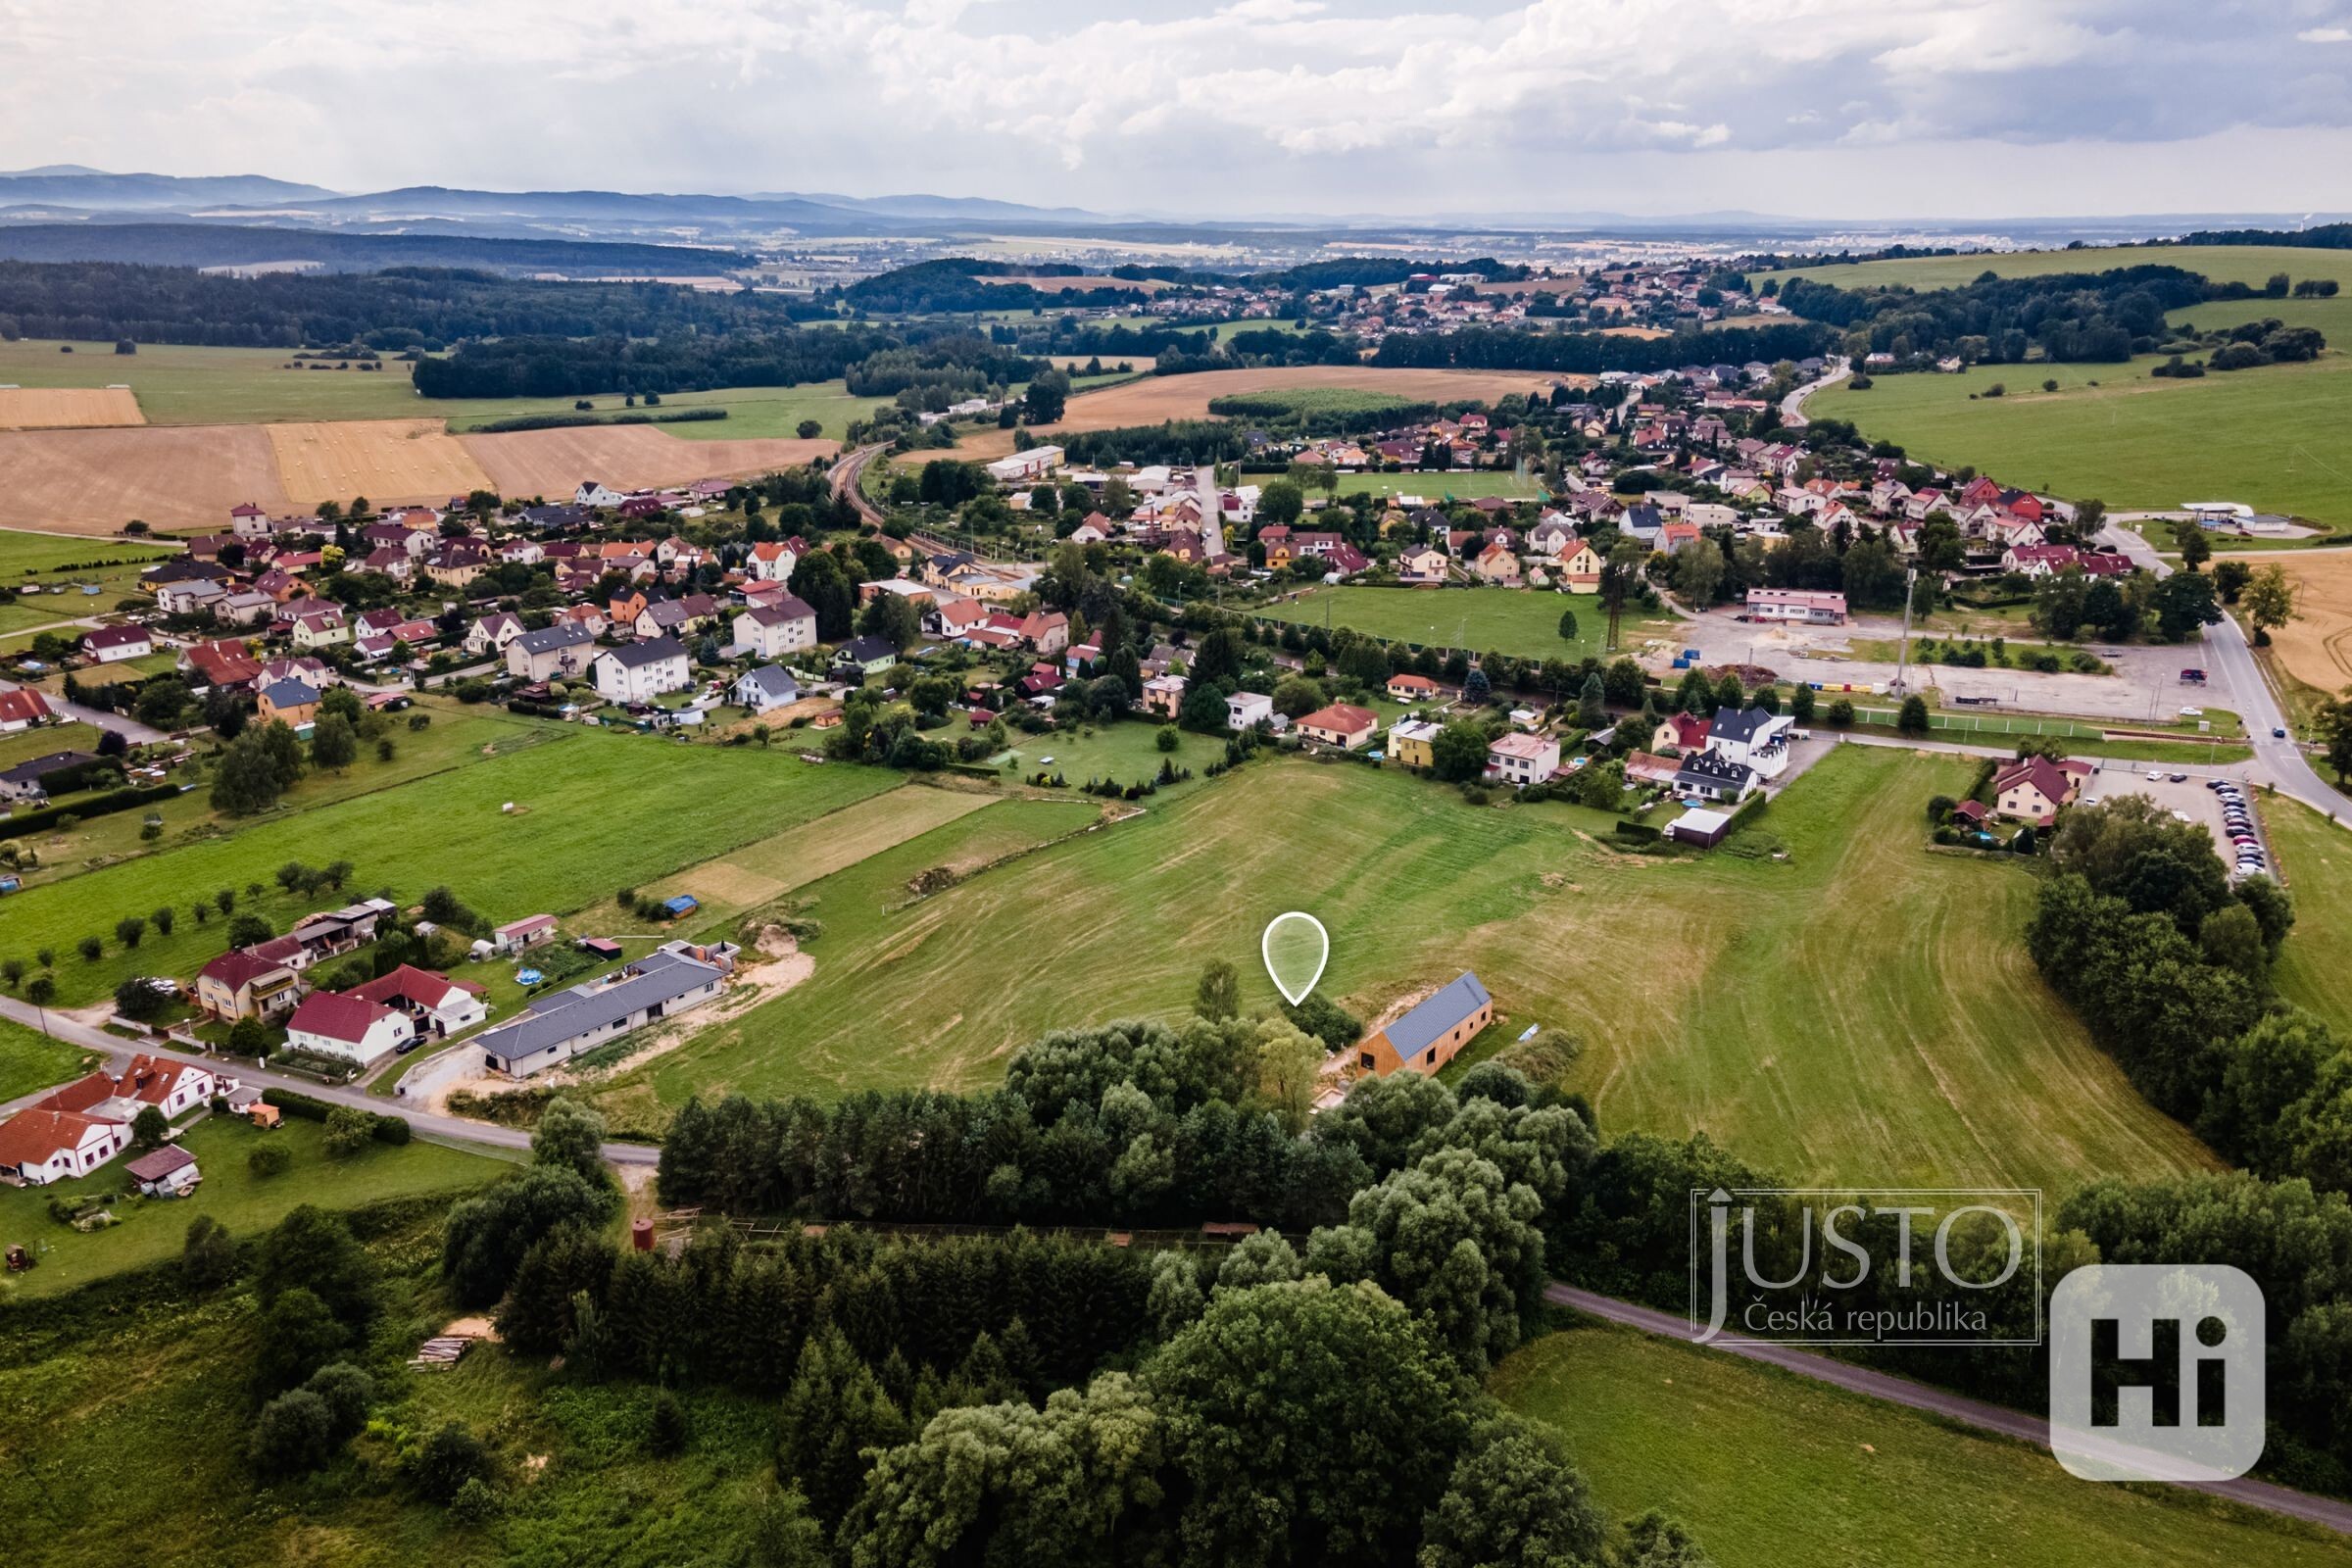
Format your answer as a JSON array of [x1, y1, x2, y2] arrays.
[[0, 222, 754, 274], [0, 168, 339, 210]]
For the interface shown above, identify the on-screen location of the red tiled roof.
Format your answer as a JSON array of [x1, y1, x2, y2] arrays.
[[286, 990, 397, 1045], [0, 1108, 107, 1168]]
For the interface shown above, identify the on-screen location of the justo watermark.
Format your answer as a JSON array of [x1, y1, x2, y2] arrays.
[[2049, 1263, 2267, 1483], [1689, 1188, 2042, 1348]]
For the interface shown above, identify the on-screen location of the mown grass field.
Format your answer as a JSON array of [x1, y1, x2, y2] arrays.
[[1757, 244, 2352, 295], [1257, 584, 1651, 663], [0, 523, 177, 630], [1495, 1322, 2352, 1568], [1332, 471, 1544, 501], [1812, 352, 2352, 525], [0, 1113, 514, 1300], [2270, 799, 2352, 1037], [0, 1016, 95, 1102], [1, 726, 899, 1005], [0, 340, 889, 439], [0, 702, 554, 898], [603, 745, 2214, 1194]]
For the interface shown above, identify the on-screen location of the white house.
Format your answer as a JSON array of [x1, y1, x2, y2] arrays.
[[732, 598, 817, 660], [592, 636, 692, 704], [349, 965, 488, 1039], [80, 625, 154, 663], [575, 480, 629, 508], [0, 1110, 125, 1185], [732, 665, 802, 712], [1487, 731, 1561, 788], [283, 990, 416, 1066], [747, 540, 801, 582], [1706, 706, 1795, 781], [466, 612, 526, 657], [1227, 691, 1274, 730]]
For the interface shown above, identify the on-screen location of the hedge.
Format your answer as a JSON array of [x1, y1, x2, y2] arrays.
[[259, 1087, 411, 1144], [0, 782, 178, 839]]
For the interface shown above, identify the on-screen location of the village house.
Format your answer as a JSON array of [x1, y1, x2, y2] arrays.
[[1141, 674, 1187, 719], [733, 598, 818, 660], [1387, 672, 1443, 704], [832, 636, 901, 679], [592, 636, 692, 704], [508, 623, 598, 683], [1487, 731, 1561, 788], [1296, 703, 1378, 750], [1674, 749, 1756, 803], [747, 539, 801, 582], [256, 677, 320, 728], [1991, 756, 2092, 824], [0, 1055, 221, 1186], [466, 612, 526, 657], [494, 914, 560, 954], [349, 965, 488, 1039], [1019, 611, 1070, 655], [283, 989, 416, 1065], [291, 608, 349, 650], [1706, 707, 1796, 781], [80, 625, 154, 663], [195, 946, 304, 1020], [0, 688, 54, 732], [732, 664, 802, 713], [1354, 971, 1493, 1078], [1388, 717, 1441, 769], [1227, 691, 1275, 730]]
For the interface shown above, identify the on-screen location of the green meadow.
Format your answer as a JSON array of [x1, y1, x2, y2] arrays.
[[1497, 1322, 2352, 1568], [0, 1113, 514, 1301], [1756, 243, 2352, 295], [0, 340, 886, 438], [1256, 584, 1652, 662], [1811, 352, 2352, 524], [0, 725, 898, 1005], [601, 745, 2215, 1195]]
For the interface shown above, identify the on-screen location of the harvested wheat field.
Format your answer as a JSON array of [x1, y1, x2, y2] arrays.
[[268, 419, 494, 506], [0, 424, 286, 533], [2234, 550, 2352, 694], [0, 387, 145, 430], [459, 424, 835, 499]]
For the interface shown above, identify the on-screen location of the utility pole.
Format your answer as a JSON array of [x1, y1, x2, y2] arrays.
[[1891, 565, 1918, 695]]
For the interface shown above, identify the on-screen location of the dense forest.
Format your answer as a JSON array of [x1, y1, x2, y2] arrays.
[[839, 258, 1155, 314], [1777, 263, 2332, 363], [0, 260, 818, 348], [1370, 319, 1835, 372], [411, 326, 1037, 399], [2173, 222, 2352, 251], [0, 222, 752, 273]]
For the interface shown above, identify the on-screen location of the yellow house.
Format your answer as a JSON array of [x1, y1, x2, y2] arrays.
[[1559, 540, 1603, 593], [1388, 718, 1441, 769]]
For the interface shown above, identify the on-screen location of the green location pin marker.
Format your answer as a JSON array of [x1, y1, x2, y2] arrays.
[[1261, 912, 1329, 1006]]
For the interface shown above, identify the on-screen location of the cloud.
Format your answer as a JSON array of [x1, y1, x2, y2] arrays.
[[0, 1, 2346, 216]]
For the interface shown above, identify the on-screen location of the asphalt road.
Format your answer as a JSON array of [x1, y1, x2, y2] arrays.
[[2100, 521, 2346, 823], [0, 996, 659, 1165], [1779, 356, 1850, 427], [1544, 1281, 2352, 1535]]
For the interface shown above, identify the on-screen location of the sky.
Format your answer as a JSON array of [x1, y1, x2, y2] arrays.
[[4, 0, 2352, 220]]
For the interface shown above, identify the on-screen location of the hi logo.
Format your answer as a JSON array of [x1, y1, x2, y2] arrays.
[[2049, 1264, 2266, 1482]]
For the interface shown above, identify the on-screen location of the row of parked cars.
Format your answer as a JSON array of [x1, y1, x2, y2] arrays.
[[2207, 778, 2269, 880]]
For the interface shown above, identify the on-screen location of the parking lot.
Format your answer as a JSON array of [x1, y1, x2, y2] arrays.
[[2076, 760, 2270, 878]]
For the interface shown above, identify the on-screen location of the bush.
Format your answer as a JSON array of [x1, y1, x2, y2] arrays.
[[411, 1422, 496, 1504], [182, 1214, 238, 1291], [323, 1105, 376, 1159], [448, 1476, 504, 1526], [250, 1390, 333, 1477], [249, 1142, 293, 1178], [305, 1362, 375, 1444], [647, 1388, 690, 1456]]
